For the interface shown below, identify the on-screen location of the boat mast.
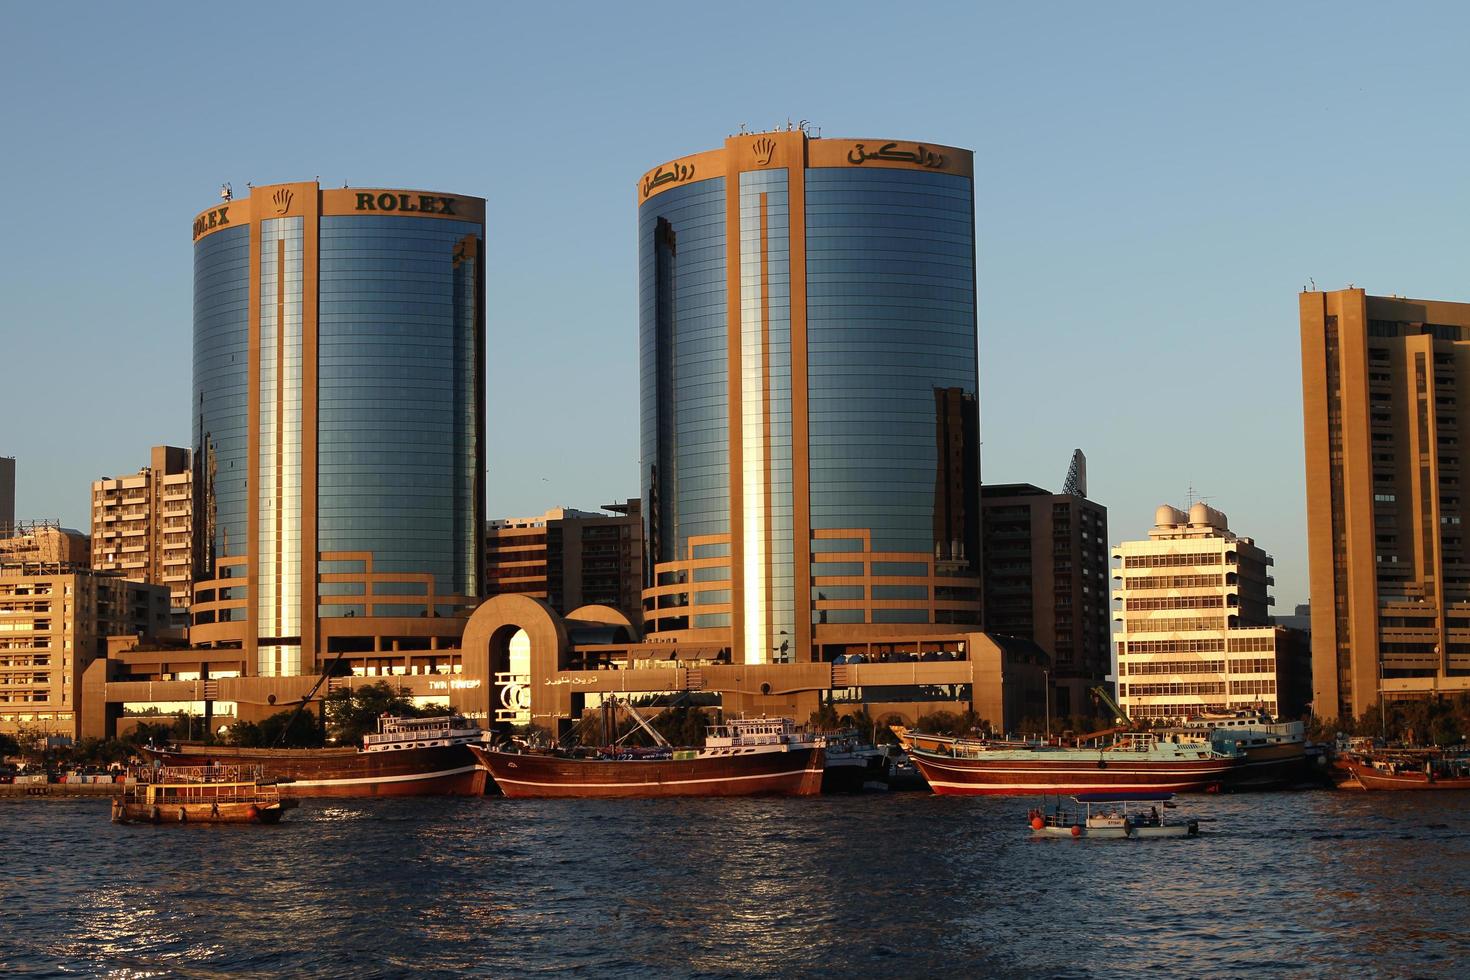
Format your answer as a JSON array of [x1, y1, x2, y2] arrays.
[[610, 697, 672, 748]]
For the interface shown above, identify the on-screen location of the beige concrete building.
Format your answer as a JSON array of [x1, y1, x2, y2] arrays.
[[1301, 289, 1470, 722], [485, 501, 644, 627], [0, 558, 170, 740], [982, 481, 1111, 717], [84, 594, 1047, 740], [91, 446, 193, 624], [0, 523, 90, 571], [1112, 504, 1306, 722]]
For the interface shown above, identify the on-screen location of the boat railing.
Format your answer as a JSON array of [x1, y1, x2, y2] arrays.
[[1107, 733, 1158, 753], [135, 764, 263, 785]]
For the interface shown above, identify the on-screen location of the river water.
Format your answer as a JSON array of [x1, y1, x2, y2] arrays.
[[1, 790, 1467, 978]]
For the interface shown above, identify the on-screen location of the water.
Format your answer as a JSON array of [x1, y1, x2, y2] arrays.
[[2, 791, 1468, 978]]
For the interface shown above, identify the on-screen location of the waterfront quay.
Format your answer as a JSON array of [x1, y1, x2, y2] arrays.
[[0, 781, 116, 798]]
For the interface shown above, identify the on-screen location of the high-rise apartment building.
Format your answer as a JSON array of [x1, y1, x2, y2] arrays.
[[190, 181, 485, 677], [91, 446, 193, 623], [638, 130, 981, 663], [1112, 504, 1308, 722], [1301, 289, 1470, 721], [0, 456, 13, 535], [485, 501, 644, 626], [0, 539, 169, 738], [982, 482, 1110, 716]]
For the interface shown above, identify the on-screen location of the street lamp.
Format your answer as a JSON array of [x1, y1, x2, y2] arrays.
[[1043, 668, 1051, 741]]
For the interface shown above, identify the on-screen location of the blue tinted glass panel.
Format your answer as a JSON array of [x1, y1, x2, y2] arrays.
[[638, 180, 729, 580], [806, 168, 981, 625], [318, 215, 482, 605], [193, 225, 250, 609]]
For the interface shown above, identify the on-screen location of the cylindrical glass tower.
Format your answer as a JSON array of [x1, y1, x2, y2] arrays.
[[637, 133, 981, 664], [191, 182, 485, 676]]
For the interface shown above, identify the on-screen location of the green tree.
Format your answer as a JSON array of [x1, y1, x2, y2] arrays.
[[808, 703, 841, 730], [651, 705, 709, 747], [257, 709, 324, 748], [0, 732, 20, 759], [322, 681, 440, 746]]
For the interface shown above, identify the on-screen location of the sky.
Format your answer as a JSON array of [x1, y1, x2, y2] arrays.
[[4, 2, 1470, 612]]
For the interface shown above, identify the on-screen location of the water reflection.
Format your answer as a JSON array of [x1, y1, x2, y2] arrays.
[[4, 793, 1469, 977]]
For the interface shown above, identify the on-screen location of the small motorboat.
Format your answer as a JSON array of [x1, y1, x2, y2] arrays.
[[112, 765, 298, 825], [1028, 792, 1199, 839]]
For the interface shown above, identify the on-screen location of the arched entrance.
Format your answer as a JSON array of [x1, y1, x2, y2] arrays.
[[459, 595, 571, 734]]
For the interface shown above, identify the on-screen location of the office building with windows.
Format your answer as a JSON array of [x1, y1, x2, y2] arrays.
[[189, 181, 485, 678], [1301, 289, 1470, 722], [485, 501, 644, 626], [638, 130, 982, 664], [982, 482, 1110, 716], [1112, 504, 1307, 722], [1, 542, 169, 739], [91, 446, 193, 624]]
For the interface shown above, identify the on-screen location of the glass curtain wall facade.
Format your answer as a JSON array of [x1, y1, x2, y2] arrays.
[[318, 215, 482, 615], [193, 225, 250, 598], [637, 133, 981, 663], [190, 183, 486, 675], [638, 179, 730, 630], [806, 168, 979, 625]]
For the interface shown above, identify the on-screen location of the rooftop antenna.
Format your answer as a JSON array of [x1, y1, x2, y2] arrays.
[[1185, 484, 1212, 509], [220, 183, 233, 202], [1309, 277, 1317, 290]]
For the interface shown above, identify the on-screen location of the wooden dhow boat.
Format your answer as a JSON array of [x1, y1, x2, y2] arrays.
[[112, 765, 298, 825], [141, 714, 490, 798], [905, 731, 1242, 796], [474, 707, 825, 799], [1343, 752, 1470, 791]]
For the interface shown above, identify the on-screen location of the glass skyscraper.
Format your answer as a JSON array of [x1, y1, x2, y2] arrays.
[[190, 182, 484, 677], [638, 133, 982, 664]]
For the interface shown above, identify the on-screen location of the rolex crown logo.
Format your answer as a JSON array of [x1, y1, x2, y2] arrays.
[[753, 137, 776, 166], [272, 188, 293, 214]]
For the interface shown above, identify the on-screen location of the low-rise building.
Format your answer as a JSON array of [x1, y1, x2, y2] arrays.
[[1113, 504, 1309, 722], [0, 522, 90, 570], [91, 446, 193, 625], [0, 558, 170, 740], [484, 501, 643, 627]]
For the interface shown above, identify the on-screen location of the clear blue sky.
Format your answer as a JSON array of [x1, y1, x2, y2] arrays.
[[5, 2, 1469, 611]]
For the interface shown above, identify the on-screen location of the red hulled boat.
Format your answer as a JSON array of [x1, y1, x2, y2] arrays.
[[474, 716, 825, 799], [1344, 755, 1470, 791], [141, 715, 489, 798]]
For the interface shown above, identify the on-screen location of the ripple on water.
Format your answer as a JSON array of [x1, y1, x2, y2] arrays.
[[3, 793, 1470, 977]]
